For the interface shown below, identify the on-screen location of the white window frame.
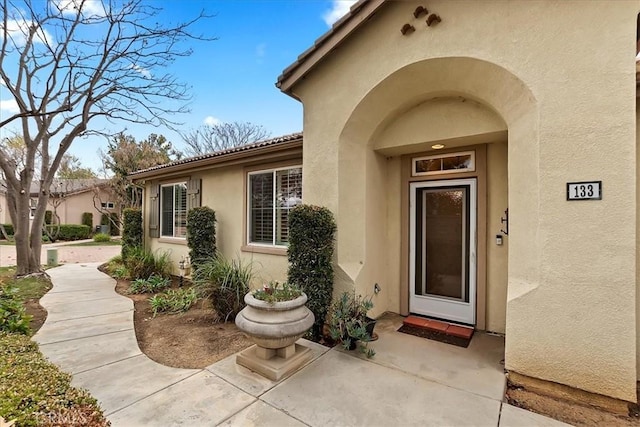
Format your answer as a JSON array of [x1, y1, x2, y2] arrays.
[[412, 151, 475, 176], [160, 181, 187, 239], [29, 198, 37, 220], [246, 165, 302, 248], [101, 201, 115, 210]]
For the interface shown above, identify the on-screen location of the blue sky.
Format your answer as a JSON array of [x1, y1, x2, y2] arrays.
[[75, 0, 355, 172], [0, 0, 357, 173]]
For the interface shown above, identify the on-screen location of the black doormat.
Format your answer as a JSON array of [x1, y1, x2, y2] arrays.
[[397, 325, 472, 348]]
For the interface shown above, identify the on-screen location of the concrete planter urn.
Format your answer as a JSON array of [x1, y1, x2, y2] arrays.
[[235, 292, 315, 381]]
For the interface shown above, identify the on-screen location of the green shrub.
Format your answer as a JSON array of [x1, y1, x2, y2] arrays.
[[109, 212, 120, 236], [193, 254, 252, 321], [93, 233, 111, 243], [149, 288, 198, 316], [186, 207, 216, 271], [44, 210, 52, 225], [104, 255, 129, 279], [100, 212, 109, 226], [81, 212, 93, 229], [45, 224, 91, 240], [2, 224, 14, 236], [0, 285, 32, 335], [122, 208, 142, 261], [287, 205, 337, 340], [112, 266, 129, 279], [124, 246, 171, 280], [0, 332, 109, 426], [129, 275, 170, 294]]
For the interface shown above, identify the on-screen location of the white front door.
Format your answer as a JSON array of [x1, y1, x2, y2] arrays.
[[409, 179, 477, 325]]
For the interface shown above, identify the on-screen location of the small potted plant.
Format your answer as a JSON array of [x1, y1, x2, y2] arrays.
[[328, 292, 376, 358]]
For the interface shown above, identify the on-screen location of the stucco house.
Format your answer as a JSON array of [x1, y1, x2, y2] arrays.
[[35, 179, 120, 230], [1, 179, 120, 230], [131, 0, 640, 408], [131, 133, 302, 281], [0, 187, 8, 226]]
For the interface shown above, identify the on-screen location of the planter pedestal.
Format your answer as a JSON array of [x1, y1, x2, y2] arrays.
[[236, 343, 312, 381], [235, 292, 315, 381]]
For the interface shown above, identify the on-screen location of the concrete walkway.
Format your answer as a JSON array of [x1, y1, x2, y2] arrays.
[[0, 239, 121, 267], [34, 264, 569, 426]]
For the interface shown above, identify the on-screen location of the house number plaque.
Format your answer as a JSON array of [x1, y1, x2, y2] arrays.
[[566, 181, 602, 201]]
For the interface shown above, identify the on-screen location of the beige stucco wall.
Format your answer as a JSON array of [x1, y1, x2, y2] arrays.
[[3, 187, 118, 234], [637, 98, 640, 376], [0, 192, 7, 225], [486, 141, 508, 333], [292, 0, 638, 401], [374, 98, 507, 156], [145, 164, 290, 283], [51, 188, 117, 228]]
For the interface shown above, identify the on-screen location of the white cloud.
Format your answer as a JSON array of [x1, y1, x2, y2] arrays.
[[54, 0, 105, 17], [322, 0, 357, 27], [0, 99, 19, 114], [203, 116, 221, 126], [129, 64, 151, 79], [1, 18, 53, 46]]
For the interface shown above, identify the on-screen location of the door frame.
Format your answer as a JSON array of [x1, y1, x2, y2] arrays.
[[409, 178, 477, 324], [399, 145, 487, 330]]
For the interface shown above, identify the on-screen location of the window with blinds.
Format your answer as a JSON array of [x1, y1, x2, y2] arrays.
[[248, 166, 302, 246], [160, 182, 187, 238]]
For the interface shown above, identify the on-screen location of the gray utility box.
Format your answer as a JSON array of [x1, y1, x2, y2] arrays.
[[47, 248, 58, 266]]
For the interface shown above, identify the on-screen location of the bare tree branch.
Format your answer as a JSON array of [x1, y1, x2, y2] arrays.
[[181, 122, 271, 157], [0, 0, 215, 275]]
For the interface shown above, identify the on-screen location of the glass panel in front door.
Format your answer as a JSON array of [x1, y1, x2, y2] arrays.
[[414, 186, 470, 303]]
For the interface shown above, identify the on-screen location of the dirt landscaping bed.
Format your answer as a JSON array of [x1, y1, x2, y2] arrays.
[[25, 298, 49, 334], [106, 269, 252, 369]]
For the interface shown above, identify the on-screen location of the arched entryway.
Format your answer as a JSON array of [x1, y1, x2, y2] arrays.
[[333, 55, 538, 370]]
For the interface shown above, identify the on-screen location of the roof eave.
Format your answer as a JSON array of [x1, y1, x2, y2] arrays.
[[129, 138, 303, 181], [276, 0, 386, 96]]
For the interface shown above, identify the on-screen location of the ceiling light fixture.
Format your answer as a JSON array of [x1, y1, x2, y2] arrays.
[[431, 144, 445, 150]]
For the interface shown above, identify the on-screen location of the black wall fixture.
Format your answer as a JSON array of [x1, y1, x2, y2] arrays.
[[413, 6, 428, 18], [500, 208, 509, 235], [426, 14, 442, 27], [401, 23, 416, 35]]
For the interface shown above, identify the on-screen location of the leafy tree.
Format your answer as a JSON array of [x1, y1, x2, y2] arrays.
[[57, 154, 97, 179], [0, 0, 211, 276], [181, 122, 270, 156], [0, 135, 41, 181], [99, 133, 180, 210]]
